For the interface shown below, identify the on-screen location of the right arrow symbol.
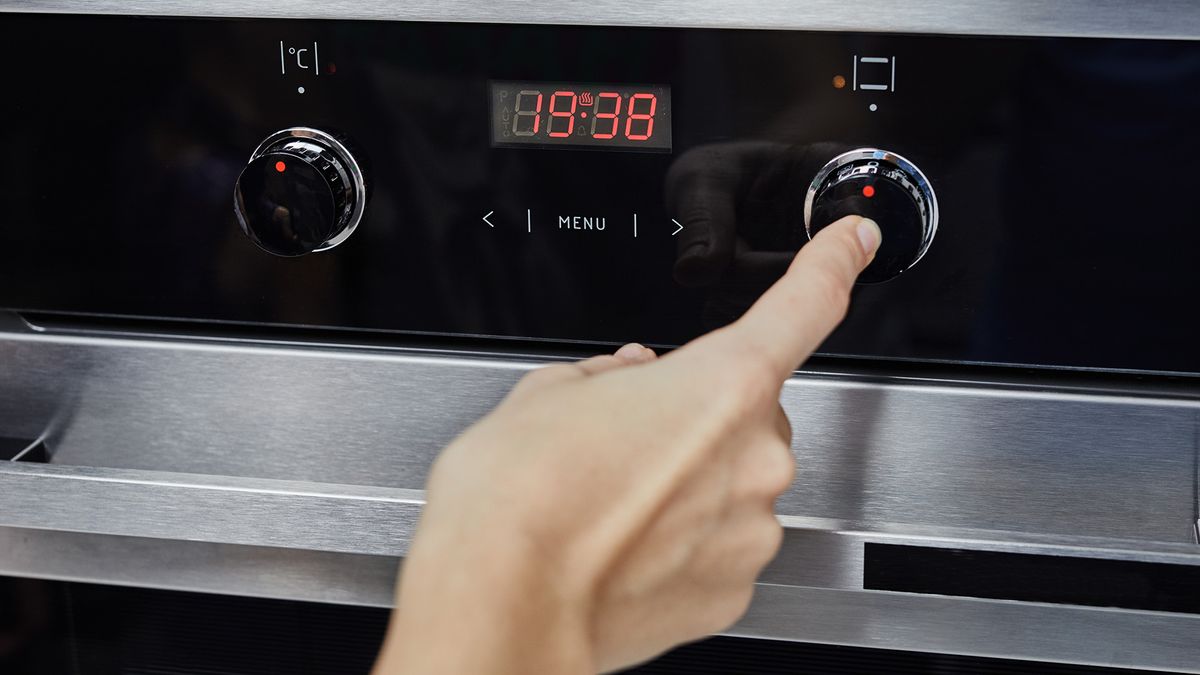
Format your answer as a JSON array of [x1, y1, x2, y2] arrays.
[[482, 211, 495, 228], [671, 218, 683, 236]]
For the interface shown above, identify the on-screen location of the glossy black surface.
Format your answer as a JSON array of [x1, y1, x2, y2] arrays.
[[864, 544, 1200, 614], [1, 15, 1199, 374]]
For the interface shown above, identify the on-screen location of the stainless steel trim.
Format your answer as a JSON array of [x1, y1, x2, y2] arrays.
[[734, 586, 1200, 674], [0, 463, 424, 556], [1, 326, 1196, 542], [4, 458, 1197, 565], [0, 527, 401, 608], [1, 0, 1199, 40], [3, 518, 1200, 671], [804, 147, 939, 274]]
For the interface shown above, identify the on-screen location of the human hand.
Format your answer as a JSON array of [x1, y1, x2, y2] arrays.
[[374, 214, 881, 675]]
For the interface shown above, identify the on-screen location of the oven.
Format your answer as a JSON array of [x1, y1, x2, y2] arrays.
[[0, 1, 1198, 672]]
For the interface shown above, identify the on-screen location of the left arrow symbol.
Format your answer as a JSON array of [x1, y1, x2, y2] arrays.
[[482, 211, 495, 228]]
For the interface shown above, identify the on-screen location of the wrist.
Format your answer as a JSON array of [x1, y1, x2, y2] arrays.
[[378, 521, 596, 675]]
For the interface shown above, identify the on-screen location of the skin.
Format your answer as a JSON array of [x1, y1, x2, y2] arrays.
[[374, 215, 881, 675]]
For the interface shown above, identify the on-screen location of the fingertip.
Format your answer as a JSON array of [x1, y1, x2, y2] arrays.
[[808, 214, 878, 275], [614, 343, 657, 364], [614, 343, 647, 361], [856, 217, 882, 259]]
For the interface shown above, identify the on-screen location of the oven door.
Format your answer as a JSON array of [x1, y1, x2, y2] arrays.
[[0, 318, 1198, 673]]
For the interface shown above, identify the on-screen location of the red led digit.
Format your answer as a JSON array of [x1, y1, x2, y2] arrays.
[[590, 92, 622, 139], [548, 91, 577, 138], [624, 93, 657, 141], [512, 90, 543, 136]]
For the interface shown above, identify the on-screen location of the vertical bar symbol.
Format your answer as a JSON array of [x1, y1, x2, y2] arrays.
[[280, 41, 286, 75], [891, 56, 896, 91], [314, 41, 320, 76], [852, 54, 857, 91], [527, 209, 531, 234], [633, 213, 638, 238]]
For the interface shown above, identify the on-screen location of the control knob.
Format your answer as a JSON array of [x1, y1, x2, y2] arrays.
[[804, 148, 938, 283], [234, 127, 368, 256]]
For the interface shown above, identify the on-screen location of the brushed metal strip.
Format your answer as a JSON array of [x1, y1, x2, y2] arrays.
[[1, 0, 1198, 40], [1, 459, 1195, 570], [0, 527, 401, 607], [0, 464, 423, 556], [732, 586, 1200, 673], [2, 523, 1199, 671], [0, 327, 1196, 543], [761, 523, 1200, 592]]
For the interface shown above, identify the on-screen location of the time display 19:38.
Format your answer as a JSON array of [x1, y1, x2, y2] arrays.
[[491, 81, 672, 151]]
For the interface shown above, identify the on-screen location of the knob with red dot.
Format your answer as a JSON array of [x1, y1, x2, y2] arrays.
[[804, 148, 938, 283], [234, 127, 368, 257]]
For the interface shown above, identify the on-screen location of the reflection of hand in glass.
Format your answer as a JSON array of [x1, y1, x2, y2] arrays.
[[665, 141, 848, 325]]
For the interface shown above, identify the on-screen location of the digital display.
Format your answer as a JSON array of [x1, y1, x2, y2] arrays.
[[491, 81, 672, 151]]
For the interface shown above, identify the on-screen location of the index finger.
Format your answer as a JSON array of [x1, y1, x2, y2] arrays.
[[683, 215, 880, 381]]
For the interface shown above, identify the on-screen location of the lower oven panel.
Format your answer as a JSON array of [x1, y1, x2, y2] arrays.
[[0, 575, 1190, 674], [0, 322, 1198, 671]]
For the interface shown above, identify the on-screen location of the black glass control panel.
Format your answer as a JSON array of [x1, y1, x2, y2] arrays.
[[1, 14, 1198, 374]]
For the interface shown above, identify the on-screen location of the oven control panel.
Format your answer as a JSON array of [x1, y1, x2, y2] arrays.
[[1, 15, 1198, 374]]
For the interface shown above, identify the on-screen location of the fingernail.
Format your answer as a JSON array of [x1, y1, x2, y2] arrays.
[[856, 218, 882, 256], [615, 343, 646, 360]]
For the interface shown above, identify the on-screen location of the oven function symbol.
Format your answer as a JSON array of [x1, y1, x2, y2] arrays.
[[852, 55, 895, 92], [234, 127, 369, 256], [804, 148, 937, 283], [280, 41, 321, 76]]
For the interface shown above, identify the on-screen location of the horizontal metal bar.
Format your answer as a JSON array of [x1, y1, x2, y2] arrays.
[[733, 586, 1200, 673], [2, 515, 1199, 672], [1, 460, 1195, 567], [0, 463, 424, 556], [0, 526, 401, 607], [1, 325, 1196, 544], [1, 0, 1198, 40]]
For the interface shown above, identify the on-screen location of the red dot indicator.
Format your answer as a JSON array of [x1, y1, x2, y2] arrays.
[[581, 111, 588, 118], [275, 161, 287, 173], [862, 184, 876, 198]]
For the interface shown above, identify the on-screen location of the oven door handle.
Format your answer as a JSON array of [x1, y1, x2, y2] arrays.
[[3, 461, 1198, 574], [0, 462, 426, 557]]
